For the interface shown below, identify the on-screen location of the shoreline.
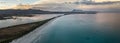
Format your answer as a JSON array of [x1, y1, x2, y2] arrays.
[[0, 16, 60, 43]]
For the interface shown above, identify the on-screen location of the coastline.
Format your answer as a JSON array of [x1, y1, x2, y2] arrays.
[[0, 16, 60, 43]]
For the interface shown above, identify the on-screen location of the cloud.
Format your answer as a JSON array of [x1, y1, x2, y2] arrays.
[[33, 0, 120, 4], [33, 0, 75, 4], [0, 6, 13, 9], [0, 5, 17, 9], [0, 2, 6, 4]]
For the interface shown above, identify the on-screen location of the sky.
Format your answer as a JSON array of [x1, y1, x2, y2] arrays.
[[0, 0, 120, 9]]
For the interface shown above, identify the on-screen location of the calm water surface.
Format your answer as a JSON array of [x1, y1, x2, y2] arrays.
[[0, 14, 60, 28], [11, 13, 120, 43]]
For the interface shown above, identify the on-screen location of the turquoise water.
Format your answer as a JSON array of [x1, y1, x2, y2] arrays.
[[11, 13, 120, 43], [33, 13, 120, 43]]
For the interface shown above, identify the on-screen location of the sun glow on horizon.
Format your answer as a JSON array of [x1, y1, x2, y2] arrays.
[[0, 6, 13, 10]]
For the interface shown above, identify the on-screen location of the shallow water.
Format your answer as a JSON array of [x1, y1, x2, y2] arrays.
[[11, 13, 120, 43], [0, 14, 60, 28]]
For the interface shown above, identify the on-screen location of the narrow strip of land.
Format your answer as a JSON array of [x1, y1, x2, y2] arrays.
[[0, 16, 58, 43]]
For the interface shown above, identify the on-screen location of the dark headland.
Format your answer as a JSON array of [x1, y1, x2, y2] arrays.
[[0, 9, 97, 20]]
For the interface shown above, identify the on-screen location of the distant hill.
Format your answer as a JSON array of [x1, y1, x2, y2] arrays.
[[0, 9, 51, 20], [0, 9, 51, 14]]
